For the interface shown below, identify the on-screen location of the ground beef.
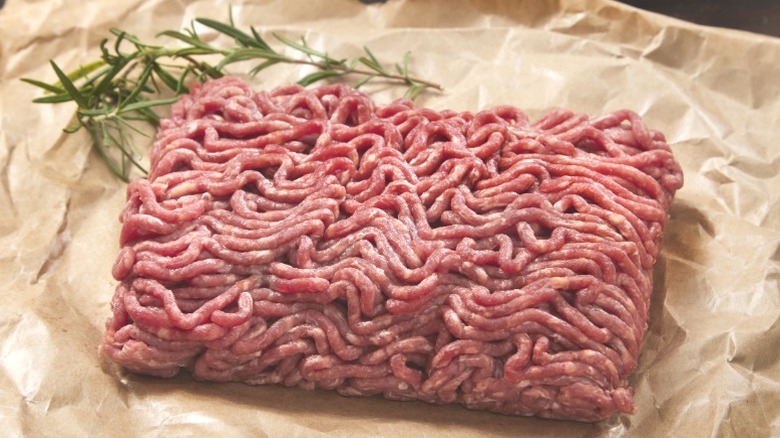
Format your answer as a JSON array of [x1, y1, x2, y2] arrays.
[[100, 76, 683, 422]]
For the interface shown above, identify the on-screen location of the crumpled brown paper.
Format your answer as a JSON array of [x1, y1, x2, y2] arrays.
[[1, 0, 778, 436]]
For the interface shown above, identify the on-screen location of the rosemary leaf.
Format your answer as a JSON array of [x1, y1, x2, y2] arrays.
[[32, 93, 75, 104], [157, 30, 214, 51], [21, 78, 65, 94], [354, 74, 376, 89], [273, 33, 330, 60], [248, 59, 281, 77], [151, 63, 180, 92], [63, 122, 83, 134], [175, 68, 192, 94], [49, 61, 89, 109], [215, 48, 289, 71], [92, 56, 133, 100], [110, 28, 160, 49], [297, 69, 345, 86], [113, 114, 151, 138], [119, 62, 155, 109], [91, 121, 130, 181], [359, 47, 390, 76], [124, 111, 159, 124], [249, 27, 273, 52], [118, 97, 180, 114], [196, 18, 266, 50], [404, 83, 426, 100]]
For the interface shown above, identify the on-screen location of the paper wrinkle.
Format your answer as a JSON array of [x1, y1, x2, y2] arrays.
[[2, 0, 780, 436], [33, 196, 72, 283], [1, 314, 50, 402]]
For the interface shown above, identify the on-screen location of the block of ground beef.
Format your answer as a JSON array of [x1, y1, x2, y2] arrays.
[[100, 76, 683, 422]]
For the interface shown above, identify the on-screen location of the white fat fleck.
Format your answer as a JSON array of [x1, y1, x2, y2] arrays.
[[186, 121, 199, 135], [608, 213, 625, 225], [550, 277, 569, 289], [156, 328, 171, 338], [444, 311, 460, 326], [168, 181, 198, 198], [398, 382, 409, 390]]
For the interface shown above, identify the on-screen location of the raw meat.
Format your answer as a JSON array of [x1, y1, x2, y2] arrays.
[[101, 76, 683, 422]]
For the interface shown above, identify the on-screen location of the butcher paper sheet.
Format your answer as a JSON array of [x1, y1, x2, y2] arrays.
[[0, 0, 778, 436]]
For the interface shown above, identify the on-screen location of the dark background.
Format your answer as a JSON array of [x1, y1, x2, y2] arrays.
[[621, 0, 779, 37], [0, 0, 776, 37], [359, 0, 780, 37]]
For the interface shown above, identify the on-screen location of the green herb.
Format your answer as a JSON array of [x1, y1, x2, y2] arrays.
[[22, 15, 442, 182]]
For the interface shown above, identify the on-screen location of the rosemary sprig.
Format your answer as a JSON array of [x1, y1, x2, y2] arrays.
[[22, 16, 442, 182]]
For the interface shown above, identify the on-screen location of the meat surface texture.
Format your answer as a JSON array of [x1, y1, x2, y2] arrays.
[[101, 76, 683, 422]]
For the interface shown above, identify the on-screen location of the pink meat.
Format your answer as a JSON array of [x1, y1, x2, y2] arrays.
[[100, 76, 683, 422]]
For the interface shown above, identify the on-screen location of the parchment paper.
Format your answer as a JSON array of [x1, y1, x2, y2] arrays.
[[1, 0, 778, 436]]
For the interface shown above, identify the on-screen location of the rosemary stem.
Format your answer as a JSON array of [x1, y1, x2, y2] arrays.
[[27, 16, 442, 182], [113, 43, 445, 91]]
